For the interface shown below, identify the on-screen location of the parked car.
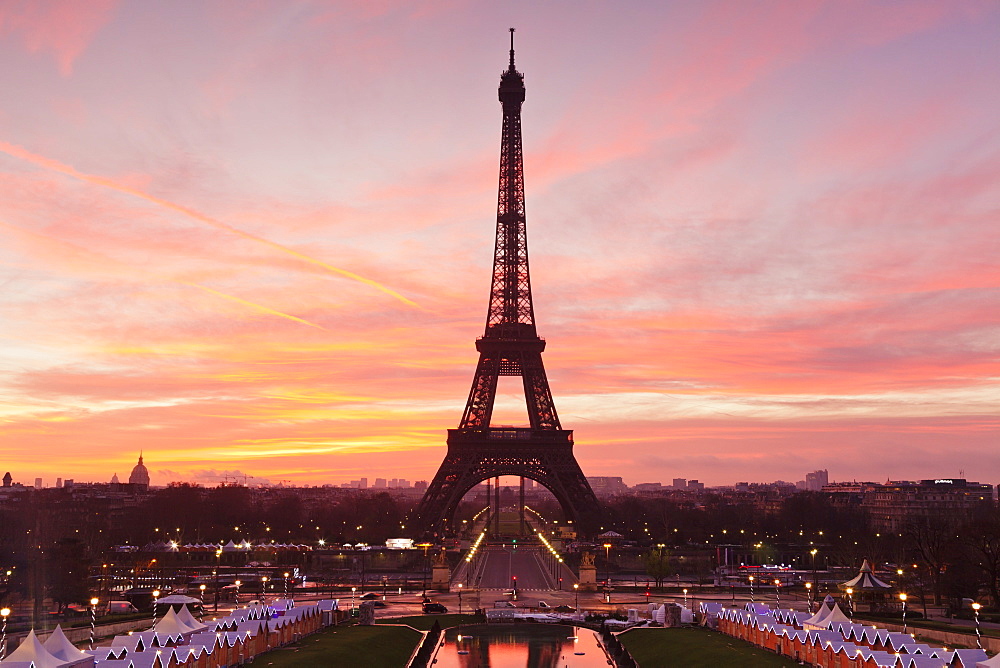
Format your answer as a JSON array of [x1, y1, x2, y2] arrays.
[[493, 601, 516, 608], [422, 603, 448, 614], [360, 592, 378, 600], [553, 605, 575, 613], [537, 601, 550, 609]]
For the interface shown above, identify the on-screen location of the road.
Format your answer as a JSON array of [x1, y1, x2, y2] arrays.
[[477, 545, 553, 591]]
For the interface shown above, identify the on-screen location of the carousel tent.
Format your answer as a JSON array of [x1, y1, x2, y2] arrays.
[[840, 559, 892, 590], [156, 594, 200, 606]]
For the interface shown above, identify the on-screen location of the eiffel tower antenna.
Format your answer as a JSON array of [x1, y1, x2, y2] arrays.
[[414, 33, 599, 537], [509, 27, 515, 69]]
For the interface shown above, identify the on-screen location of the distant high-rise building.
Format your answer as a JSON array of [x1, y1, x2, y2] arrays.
[[56, 478, 62, 488], [374, 478, 387, 489], [359, 477, 368, 489], [586, 477, 628, 497], [805, 469, 829, 491], [128, 454, 150, 490], [413, 480, 428, 492], [34, 478, 42, 489], [687, 479, 704, 491], [672, 478, 686, 490]]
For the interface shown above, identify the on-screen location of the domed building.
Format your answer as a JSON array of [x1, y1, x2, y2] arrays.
[[128, 454, 150, 490]]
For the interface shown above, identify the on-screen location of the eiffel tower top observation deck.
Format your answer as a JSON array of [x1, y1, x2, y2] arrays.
[[414, 31, 599, 535]]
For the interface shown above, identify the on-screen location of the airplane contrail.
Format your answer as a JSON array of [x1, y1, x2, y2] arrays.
[[0, 220, 328, 330], [0, 140, 420, 309]]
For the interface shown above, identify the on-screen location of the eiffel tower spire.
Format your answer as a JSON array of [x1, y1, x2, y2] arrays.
[[415, 33, 599, 536]]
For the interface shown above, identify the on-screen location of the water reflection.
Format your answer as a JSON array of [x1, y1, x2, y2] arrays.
[[435, 624, 608, 667]]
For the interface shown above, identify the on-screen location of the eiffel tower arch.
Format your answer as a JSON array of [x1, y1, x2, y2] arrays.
[[414, 31, 600, 536]]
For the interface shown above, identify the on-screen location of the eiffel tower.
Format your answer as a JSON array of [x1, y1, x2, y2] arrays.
[[414, 30, 600, 536]]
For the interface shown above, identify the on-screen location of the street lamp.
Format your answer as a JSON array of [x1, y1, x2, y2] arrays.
[[283, 572, 291, 600], [845, 588, 853, 622], [810, 549, 818, 587], [89, 597, 99, 650], [805, 582, 813, 613], [683, 588, 688, 608], [773, 579, 781, 609], [458, 583, 463, 615], [972, 602, 982, 649], [1, 607, 10, 659], [214, 548, 222, 613], [234, 580, 241, 606], [748, 575, 755, 604], [899, 593, 907, 633], [574, 583, 579, 610], [261, 576, 269, 600], [603, 543, 612, 590], [351, 586, 357, 611], [152, 589, 161, 626]]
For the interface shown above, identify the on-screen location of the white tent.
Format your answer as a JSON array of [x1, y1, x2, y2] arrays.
[[175, 604, 208, 633], [1, 629, 66, 668], [41, 625, 93, 667], [802, 594, 852, 630], [975, 652, 1000, 668], [152, 606, 194, 638]]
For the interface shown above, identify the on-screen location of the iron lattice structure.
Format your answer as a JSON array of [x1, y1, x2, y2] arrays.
[[415, 31, 600, 535]]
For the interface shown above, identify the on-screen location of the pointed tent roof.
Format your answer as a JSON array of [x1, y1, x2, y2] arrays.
[[151, 606, 192, 637], [802, 596, 852, 629], [841, 559, 892, 589], [2, 629, 65, 668], [42, 624, 92, 663], [175, 604, 208, 633]]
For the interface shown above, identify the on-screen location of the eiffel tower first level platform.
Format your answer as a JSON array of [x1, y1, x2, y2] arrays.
[[414, 30, 600, 536]]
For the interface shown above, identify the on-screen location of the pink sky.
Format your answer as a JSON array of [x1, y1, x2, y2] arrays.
[[0, 1, 998, 488]]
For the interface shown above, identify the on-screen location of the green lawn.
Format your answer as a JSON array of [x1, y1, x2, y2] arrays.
[[377, 613, 481, 631], [256, 625, 422, 668], [619, 627, 801, 668]]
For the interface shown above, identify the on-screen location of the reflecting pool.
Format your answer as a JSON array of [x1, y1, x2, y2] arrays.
[[434, 624, 608, 667]]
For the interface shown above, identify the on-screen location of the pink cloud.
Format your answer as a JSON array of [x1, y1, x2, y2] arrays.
[[0, 0, 116, 75]]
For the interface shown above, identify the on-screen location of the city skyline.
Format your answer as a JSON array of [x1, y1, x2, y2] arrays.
[[1, 2, 998, 488]]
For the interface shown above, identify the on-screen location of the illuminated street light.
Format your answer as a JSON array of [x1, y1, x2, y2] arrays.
[[846, 588, 853, 622], [152, 589, 161, 626], [899, 593, 908, 633], [805, 582, 813, 613], [89, 597, 99, 650], [1, 607, 11, 659], [972, 602, 982, 649]]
